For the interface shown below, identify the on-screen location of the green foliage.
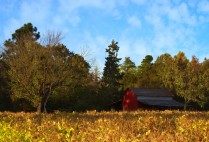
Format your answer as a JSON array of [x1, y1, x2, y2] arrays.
[[120, 57, 136, 72], [102, 40, 121, 88], [186, 56, 206, 107], [155, 53, 175, 90], [200, 59, 209, 108], [11, 22, 40, 42], [173, 52, 190, 109], [4, 23, 40, 51], [0, 54, 12, 111], [2, 23, 91, 113], [137, 55, 159, 88], [102, 40, 122, 101], [1, 22, 209, 111], [120, 57, 137, 89], [141, 55, 153, 66]]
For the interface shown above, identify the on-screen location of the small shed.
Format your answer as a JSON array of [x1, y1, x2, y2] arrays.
[[123, 88, 184, 111]]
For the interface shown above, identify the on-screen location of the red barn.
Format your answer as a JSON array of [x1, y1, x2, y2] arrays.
[[122, 88, 138, 110], [123, 88, 183, 111]]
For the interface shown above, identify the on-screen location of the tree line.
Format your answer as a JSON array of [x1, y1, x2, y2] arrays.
[[120, 54, 209, 110], [0, 23, 209, 112]]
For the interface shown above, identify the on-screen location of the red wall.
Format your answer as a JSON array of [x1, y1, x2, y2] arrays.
[[123, 88, 138, 111]]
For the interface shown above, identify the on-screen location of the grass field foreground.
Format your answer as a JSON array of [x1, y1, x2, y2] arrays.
[[0, 110, 209, 142]]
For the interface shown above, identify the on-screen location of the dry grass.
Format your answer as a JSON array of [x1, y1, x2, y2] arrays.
[[0, 110, 208, 142]]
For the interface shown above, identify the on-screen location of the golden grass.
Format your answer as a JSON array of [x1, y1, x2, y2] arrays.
[[0, 110, 208, 142]]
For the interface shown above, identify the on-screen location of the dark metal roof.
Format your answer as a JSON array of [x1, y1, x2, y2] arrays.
[[130, 88, 184, 107], [130, 88, 172, 97], [138, 99, 184, 107]]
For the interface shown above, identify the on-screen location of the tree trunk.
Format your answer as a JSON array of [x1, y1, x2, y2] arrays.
[[37, 88, 51, 113], [37, 103, 42, 113], [37, 99, 46, 113], [184, 103, 187, 110], [184, 100, 189, 110]]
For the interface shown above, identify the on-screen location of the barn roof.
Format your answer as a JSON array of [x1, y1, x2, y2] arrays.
[[130, 88, 172, 97], [130, 88, 184, 107], [138, 99, 184, 107]]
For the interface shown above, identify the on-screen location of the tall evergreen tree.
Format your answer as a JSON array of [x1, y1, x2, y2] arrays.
[[102, 40, 122, 101], [102, 40, 121, 88]]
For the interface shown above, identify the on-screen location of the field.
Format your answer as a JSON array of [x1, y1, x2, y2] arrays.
[[0, 110, 209, 142]]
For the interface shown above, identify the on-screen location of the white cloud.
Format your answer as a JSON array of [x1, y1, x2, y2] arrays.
[[52, 16, 64, 27], [132, 40, 150, 57], [73, 31, 110, 70], [142, 1, 200, 61], [0, 0, 18, 14], [131, 0, 146, 5], [58, 0, 117, 13], [56, 0, 121, 26], [1, 0, 208, 68], [3, 19, 21, 40], [176, 3, 197, 26], [118, 40, 132, 58], [118, 35, 153, 66], [127, 16, 141, 27], [19, 0, 52, 25], [147, 1, 197, 26], [1, 0, 55, 39], [198, 0, 209, 13], [68, 15, 81, 27], [120, 2, 196, 64]]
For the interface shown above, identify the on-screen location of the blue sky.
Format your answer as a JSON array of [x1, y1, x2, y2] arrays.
[[1, 0, 209, 71]]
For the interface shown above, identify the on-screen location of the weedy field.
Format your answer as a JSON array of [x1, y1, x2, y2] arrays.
[[0, 110, 208, 142]]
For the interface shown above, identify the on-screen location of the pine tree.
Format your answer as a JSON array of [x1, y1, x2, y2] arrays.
[[102, 40, 122, 97]]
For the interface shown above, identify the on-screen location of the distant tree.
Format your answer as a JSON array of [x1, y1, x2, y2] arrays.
[[200, 58, 209, 108], [141, 55, 153, 66], [120, 57, 136, 72], [120, 57, 137, 89], [202, 58, 209, 70], [0, 59, 11, 110], [102, 40, 121, 88], [154, 53, 175, 90], [91, 66, 101, 83], [67, 53, 90, 93], [102, 40, 122, 101], [137, 55, 159, 88], [49, 52, 90, 111], [186, 56, 207, 107], [4, 23, 40, 47], [13, 23, 40, 41], [173, 52, 190, 110]]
